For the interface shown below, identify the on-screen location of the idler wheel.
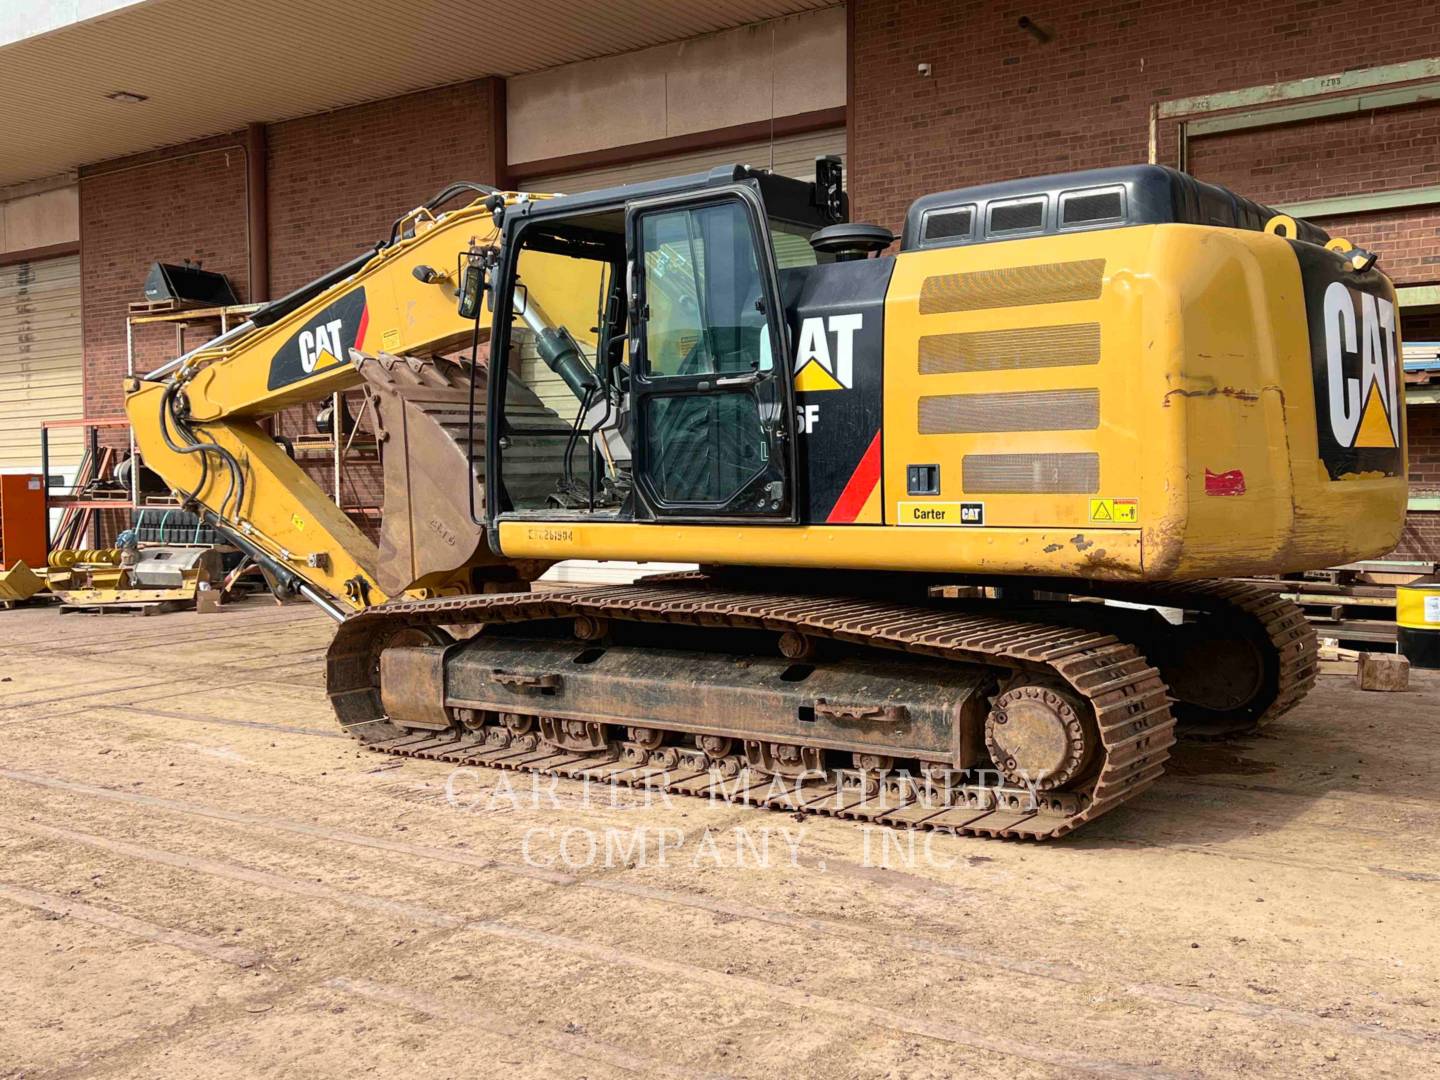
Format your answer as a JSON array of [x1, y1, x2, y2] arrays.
[[984, 684, 1095, 790]]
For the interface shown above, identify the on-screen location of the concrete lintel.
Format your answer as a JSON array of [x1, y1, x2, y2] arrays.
[[1187, 80, 1440, 137], [1399, 285, 1440, 311], [1159, 56, 1440, 118], [1281, 185, 1440, 220]]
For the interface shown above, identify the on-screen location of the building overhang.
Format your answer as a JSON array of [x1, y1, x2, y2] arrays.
[[0, 0, 835, 187]]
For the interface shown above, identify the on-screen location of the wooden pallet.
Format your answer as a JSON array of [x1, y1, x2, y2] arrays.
[[1239, 576, 1398, 647], [126, 297, 209, 315]]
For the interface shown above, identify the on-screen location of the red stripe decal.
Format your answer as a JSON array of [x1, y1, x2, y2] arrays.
[[354, 305, 370, 352], [826, 430, 882, 524]]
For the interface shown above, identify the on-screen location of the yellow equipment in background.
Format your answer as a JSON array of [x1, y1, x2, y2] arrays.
[[0, 561, 43, 606], [46, 545, 219, 613]]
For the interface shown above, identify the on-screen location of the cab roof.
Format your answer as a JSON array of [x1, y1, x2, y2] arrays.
[[902, 164, 1329, 251]]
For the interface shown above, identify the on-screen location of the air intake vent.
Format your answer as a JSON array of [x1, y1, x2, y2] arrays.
[[922, 206, 974, 244], [963, 452, 1100, 494], [989, 198, 1045, 234], [920, 389, 1099, 434], [919, 323, 1100, 374], [1061, 190, 1124, 226], [919, 259, 1105, 314]]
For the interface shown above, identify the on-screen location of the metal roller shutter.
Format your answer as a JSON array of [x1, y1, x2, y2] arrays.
[[527, 129, 845, 586], [0, 254, 83, 474]]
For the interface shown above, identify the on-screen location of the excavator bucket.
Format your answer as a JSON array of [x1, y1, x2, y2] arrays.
[[351, 348, 494, 597], [0, 561, 43, 604], [351, 347, 569, 597]]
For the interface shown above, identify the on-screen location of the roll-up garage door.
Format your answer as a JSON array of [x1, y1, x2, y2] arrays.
[[527, 129, 844, 586], [0, 254, 83, 474]]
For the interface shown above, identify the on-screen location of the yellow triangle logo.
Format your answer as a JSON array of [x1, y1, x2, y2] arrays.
[[794, 360, 844, 392], [1353, 381, 1396, 448]]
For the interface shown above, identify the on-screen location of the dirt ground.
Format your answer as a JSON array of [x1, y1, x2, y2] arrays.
[[0, 597, 1437, 1079]]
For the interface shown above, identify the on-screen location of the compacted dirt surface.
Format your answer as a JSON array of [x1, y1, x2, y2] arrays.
[[1, 598, 1437, 1079]]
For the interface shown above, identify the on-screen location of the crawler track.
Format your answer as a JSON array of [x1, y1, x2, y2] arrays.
[[1083, 579, 1318, 738], [328, 584, 1178, 839]]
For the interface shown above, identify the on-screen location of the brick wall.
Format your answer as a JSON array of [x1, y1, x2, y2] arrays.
[[80, 80, 502, 518], [1401, 311, 1439, 561], [79, 133, 249, 421], [850, 0, 1440, 563], [849, 0, 1440, 285], [263, 80, 502, 512], [267, 80, 501, 295], [1400, 308, 1437, 563], [1394, 405, 1439, 561], [1188, 105, 1440, 285]]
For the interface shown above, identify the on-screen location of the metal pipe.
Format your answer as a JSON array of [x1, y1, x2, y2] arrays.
[[298, 582, 348, 623], [88, 425, 100, 548], [144, 318, 255, 380], [201, 508, 347, 621], [40, 426, 50, 553], [332, 391, 342, 505], [125, 313, 139, 507], [514, 290, 553, 338], [245, 123, 270, 303]]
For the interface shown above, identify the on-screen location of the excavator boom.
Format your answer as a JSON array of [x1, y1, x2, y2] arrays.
[[126, 186, 601, 609]]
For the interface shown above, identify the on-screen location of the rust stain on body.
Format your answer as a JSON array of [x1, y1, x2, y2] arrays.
[[1162, 386, 1260, 407]]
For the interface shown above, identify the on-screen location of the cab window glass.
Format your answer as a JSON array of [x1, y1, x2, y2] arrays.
[[640, 201, 768, 378], [770, 219, 834, 270]]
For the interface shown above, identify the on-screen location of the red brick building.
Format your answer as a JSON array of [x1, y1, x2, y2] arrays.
[[2, 0, 1437, 559]]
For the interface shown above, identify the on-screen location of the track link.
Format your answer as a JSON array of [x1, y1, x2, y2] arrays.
[[328, 584, 1177, 840], [1083, 579, 1318, 737]]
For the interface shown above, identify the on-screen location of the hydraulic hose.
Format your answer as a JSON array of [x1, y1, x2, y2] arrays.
[[158, 382, 246, 521], [387, 181, 499, 248]]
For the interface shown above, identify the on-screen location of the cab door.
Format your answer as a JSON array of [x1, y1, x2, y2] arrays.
[[626, 188, 796, 521]]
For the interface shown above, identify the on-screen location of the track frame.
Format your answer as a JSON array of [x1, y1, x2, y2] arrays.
[[329, 583, 1181, 839]]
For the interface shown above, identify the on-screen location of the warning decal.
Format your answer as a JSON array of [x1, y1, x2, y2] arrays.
[[1089, 497, 1138, 524]]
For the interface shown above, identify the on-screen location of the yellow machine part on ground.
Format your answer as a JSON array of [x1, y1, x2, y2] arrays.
[[0, 561, 43, 603]]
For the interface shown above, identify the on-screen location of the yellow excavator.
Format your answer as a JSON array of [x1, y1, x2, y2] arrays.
[[125, 161, 1408, 839]]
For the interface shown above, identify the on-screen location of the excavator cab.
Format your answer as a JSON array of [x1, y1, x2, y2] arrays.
[[483, 167, 841, 540]]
